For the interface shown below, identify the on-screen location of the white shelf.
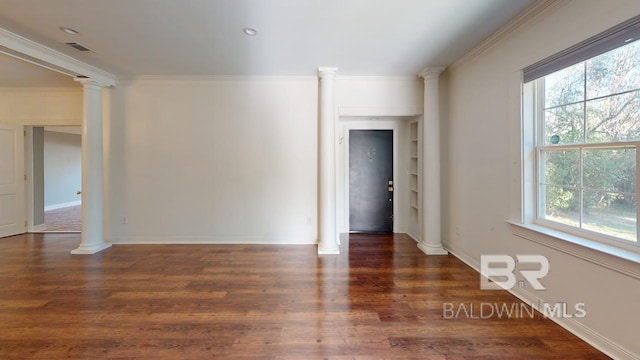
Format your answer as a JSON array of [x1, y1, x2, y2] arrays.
[[409, 120, 419, 221], [410, 190, 418, 208]]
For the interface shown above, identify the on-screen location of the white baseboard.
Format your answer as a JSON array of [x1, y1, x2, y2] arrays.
[[44, 200, 81, 211], [106, 235, 318, 245], [509, 286, 637, 360], [444, 241, 638, 360], [407, 231, 421, 243]]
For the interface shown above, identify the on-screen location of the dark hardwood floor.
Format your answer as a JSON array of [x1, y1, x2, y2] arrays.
[[0, 233, 608, 359]]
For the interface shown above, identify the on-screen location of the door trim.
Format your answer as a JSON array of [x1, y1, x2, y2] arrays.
[[25, 126, 83, 233], [338, 119, 402, 234], [25, 126, 35, 232]]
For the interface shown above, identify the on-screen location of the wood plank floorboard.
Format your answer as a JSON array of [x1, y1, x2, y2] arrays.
[[0, 233, 608, 359]]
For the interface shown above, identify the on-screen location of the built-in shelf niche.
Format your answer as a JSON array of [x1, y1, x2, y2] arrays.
[[409, 120, 419, 222]]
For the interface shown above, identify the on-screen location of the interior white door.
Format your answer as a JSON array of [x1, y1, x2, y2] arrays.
[[0, 125, 26, 238]]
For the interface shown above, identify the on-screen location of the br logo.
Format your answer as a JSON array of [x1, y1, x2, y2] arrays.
[[480, 255, 549, 290]]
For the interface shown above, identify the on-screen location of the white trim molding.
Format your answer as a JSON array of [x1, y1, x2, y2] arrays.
[[509, 222, 640, 279], [337, 119, 406, 234], [132, 75, 317, 85], [0, 27, 116, 87], [107, 236, 317, 245], [449, 0, 570, 71]]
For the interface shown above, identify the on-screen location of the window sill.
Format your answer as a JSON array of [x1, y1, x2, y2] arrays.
[[507, 221, 640, 280]]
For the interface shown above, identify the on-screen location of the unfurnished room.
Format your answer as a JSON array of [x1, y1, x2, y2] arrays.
[[0, 0, 638, 359]]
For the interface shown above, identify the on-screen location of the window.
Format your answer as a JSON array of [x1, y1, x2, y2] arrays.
[[523, 16, 640, 250]]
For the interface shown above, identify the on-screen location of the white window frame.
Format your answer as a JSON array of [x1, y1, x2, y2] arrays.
[[522, 63, 640, 257]]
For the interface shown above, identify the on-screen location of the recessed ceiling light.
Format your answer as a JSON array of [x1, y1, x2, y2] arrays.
[[59, 26, 79, 35], [243, 27, 258, 36]]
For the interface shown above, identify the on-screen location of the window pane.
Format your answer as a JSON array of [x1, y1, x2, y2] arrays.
[[544, 62, 585, 108], [583, 148, 636, 192], [544, 103, 584, 145], [541, 149, 579, 187], [583, 190, 637, 242], [536, 37, 640, 244], [586, 91, 640, 143], [542, 185, 580, 227], [586, 40, 640, 99]]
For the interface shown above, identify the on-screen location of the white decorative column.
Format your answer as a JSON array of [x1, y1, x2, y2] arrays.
[[418, 67, 448, 255], [71, 78, 111, 254], [317, 67, 340, 255]]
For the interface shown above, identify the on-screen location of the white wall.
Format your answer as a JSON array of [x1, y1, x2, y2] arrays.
[[444, 1, 640, 358], [104, 76, 424, 244], [105, 77, 319, 244], [0, 88, 82, 125], [337, 76, 423, 116], [334, 77, 423, 234], [43, 130, 82, 209]]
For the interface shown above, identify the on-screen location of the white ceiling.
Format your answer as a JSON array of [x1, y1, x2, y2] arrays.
[[0, 0, 535, 82]]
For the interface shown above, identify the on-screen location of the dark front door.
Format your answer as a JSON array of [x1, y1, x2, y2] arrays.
[[349, 130, 393, 232]]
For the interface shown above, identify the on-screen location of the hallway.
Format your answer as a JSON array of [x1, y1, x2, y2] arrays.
[[42, 205, 81, 232]]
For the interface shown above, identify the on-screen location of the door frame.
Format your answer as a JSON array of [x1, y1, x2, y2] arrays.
[[25, 126, 83, 233], [338, 118, 403, 234], [348, 129, 395, 232], [25, 126, 37, 232]]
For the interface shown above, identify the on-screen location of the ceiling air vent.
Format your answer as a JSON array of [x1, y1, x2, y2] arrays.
[[65, 42, 91, 52]]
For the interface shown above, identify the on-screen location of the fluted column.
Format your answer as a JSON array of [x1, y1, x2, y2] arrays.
[[71, 78, 111, 255], [418, 67, 448, 255], [317, 67, 340, 255]]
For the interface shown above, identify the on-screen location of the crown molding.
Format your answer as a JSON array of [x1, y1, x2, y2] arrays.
[[0, 27, 116, 87], [449, 0, 571, 71], [131, 75, 317, 85]]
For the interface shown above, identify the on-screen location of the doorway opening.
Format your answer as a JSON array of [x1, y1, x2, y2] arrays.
[[349, 130, 394, 232], [30, 126, 82, 233], [338, 115, 419, 237]]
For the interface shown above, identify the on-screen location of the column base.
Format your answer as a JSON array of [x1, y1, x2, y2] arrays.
[[317, 243, 340, 255], [71, 242, 112, 255], [417, 242, 448, 256]]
